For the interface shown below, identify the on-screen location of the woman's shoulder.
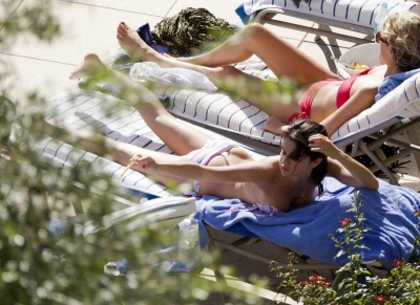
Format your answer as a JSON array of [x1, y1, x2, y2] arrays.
[[356, 66, 386, 89], [263, 155, 281, 164], [259, 156, 282, 171]]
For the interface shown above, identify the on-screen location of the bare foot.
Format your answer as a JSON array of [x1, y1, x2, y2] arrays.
[[116, 22, 157, 62], [69, 53, 107, 80], [264, 116, 288, 135]]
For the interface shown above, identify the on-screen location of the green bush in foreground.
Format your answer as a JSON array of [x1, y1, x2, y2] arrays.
[[272, 193, 420, 305], [0, 2, 268, 304]]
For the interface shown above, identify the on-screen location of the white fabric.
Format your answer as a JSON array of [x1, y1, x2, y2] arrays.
[[129, 62, 217, 91], [242, 0, 420, 29]]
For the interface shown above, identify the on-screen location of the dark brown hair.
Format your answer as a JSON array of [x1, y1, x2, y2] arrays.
[[281, 119, 328, 196]]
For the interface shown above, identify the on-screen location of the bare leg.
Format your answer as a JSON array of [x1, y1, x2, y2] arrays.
[[70, 53, 215, 155], [116, 22, 340, 84], [115, 24, 301, 121], [42, 121, 189, 186]]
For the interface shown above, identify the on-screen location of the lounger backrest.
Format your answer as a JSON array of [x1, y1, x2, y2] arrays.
[[243, 0, 420, 30], [332, 71, 420, 142]]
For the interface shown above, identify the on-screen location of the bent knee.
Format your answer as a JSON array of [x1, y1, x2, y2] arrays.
[[243, 23, 265, 35]]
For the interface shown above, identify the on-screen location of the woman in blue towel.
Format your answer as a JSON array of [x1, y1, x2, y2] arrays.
[[114, 11, 420, 137], [62, 53, 378, 212]]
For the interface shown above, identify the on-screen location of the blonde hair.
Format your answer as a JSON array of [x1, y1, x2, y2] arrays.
[[381, 11, 420, 71]]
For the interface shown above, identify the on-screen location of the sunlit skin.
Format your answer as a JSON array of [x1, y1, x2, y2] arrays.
[[112, 10, 420, 141], [60, 54, 379, 212], [114, 21, 397, 137]]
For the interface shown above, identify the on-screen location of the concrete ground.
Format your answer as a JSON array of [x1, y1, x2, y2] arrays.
[[1, 1, 418, 304]]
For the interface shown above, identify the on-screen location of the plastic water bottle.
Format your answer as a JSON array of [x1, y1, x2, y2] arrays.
[[374, 2, 388, 37], [177, 218, 200, 271]]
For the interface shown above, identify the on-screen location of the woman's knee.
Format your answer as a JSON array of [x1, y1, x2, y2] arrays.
[[243, 23, 265, 35], [242, 23, 273, 41]]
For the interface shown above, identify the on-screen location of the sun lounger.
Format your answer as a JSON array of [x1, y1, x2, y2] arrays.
[[86, 47, 420, 185], [153, 63, 420, 185], [199, 176, 420, 285], [15, 89, 420, 290], [150, 56, 282, 156], [81, 43, 420, 188], [236, 0, 420, 44]]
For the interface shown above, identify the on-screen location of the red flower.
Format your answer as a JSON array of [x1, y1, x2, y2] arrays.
[[309, 274, 320, 282], [375, 294, 385, 303], [392, 259, 403, 268], [322, 282, 329, 289], [339, 218, 350, 226]]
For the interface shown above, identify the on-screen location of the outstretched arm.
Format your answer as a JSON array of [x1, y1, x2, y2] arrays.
[[130, 154, 276, 183], [309, 134, 379, 190]]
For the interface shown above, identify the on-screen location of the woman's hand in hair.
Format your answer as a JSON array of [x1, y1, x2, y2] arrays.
[[308, 134, 341, 159], [309, 135, 379, 191]]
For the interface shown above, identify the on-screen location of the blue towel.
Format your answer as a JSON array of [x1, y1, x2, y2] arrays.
[[374, 68, 420, 102], [194, 178, 420, 270], [136, 23, 170, 54], [235, 3, 251, 24]]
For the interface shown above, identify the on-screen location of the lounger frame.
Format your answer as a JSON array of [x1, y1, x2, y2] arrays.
[[204, 224, 384, 293], [334, 117, 420, 185], [243, 0, 420, 45], [252, 8, 373, 44]]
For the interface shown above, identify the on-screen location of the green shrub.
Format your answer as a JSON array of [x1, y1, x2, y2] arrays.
[[272, 192, 420, 305], [0, 2, 267, 304]]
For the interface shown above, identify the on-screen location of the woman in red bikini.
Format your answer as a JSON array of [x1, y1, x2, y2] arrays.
[[113, 11, 420, 137]]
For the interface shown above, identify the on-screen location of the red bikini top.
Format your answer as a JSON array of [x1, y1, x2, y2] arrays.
[[336, 67, 374, 108]]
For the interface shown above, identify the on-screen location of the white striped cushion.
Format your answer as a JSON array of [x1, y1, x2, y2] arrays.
[[242, 0, 420, 29], [28, 90, 175, 198], [155, 58, 420, 148], [37, 57, 420, 176], [24, 90, 265, 198], [154, 57, 281, 146]]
